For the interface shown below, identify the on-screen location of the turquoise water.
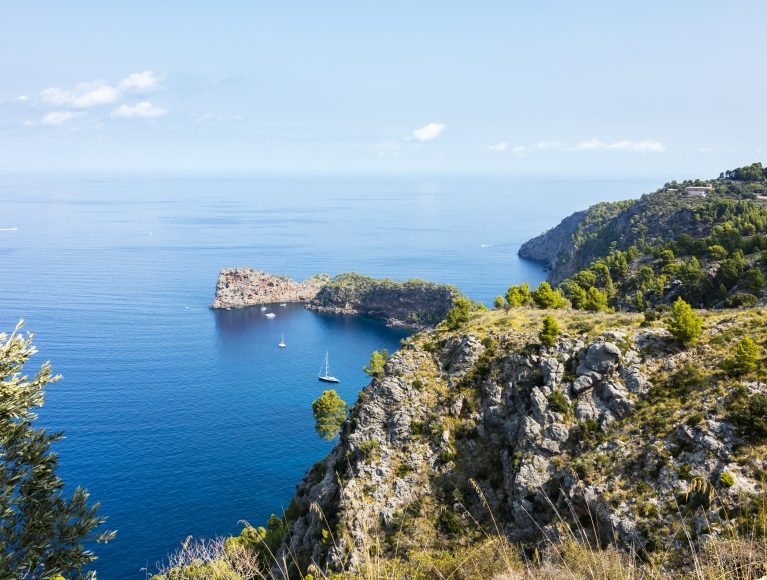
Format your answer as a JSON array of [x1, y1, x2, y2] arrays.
[[0, 174, 661, 577]]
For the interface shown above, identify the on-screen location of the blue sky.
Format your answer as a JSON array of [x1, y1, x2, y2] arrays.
[[1, 1, 765, 175]]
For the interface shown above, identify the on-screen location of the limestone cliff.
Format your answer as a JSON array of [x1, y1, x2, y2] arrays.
[[212, 269, 459, 330], [211, 269, 330, 309], [308, 273, 459, 330], [272, 306, 767, 577]]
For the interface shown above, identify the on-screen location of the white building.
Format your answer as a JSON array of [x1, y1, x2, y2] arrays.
[[685, 186, 712, 197]]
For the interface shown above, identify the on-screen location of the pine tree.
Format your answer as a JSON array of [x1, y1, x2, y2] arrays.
[[0, 321, 114, 578], [539, 315, 560, 347], [311, 390, 347, 440], [666, 298, 703, 348]]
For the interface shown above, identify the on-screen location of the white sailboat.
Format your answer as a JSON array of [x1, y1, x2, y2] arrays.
[[265, 312, 276, 318], [318, 351, 340, 383], [278, 333, 287, 348], [260, 306, 267, 311]]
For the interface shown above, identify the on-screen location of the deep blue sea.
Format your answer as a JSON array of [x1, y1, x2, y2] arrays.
[[0, 174, 661, 578]]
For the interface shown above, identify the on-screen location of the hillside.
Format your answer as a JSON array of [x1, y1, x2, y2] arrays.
[[520, 163, 767, 312], [263, 305, 767, 577]]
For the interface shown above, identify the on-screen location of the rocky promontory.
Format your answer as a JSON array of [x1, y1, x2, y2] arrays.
[[212, 269, 459, 330], [210, 268, 330, 309], [308, 273, 459, 329]]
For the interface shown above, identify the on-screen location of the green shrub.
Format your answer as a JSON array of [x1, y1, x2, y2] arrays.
[[505, 283, 533, 307], [686, 412, 704, 427], [443, 297, 473, 330], [493, 295, 505, 309], [722, 336, 759, 375], [547, 391, 570, 414], [358, 439, 380, 460], [539, 315, 560, 347], [665, 297, 703, 348], [363, 349, 389, 378], [396, 464, 413, 478], [726, 292, 759, 308], [719, 471, 735, 488], [729, 387, 767, 442], [532, 282, 569, 309], [437, 509, 462, 535]]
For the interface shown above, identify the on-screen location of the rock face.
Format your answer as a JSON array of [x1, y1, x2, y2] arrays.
[[271, 316, 761, 578], [211, 268, 329, 308], [519, 192, 713, 285], [308, 273, 459, 329]]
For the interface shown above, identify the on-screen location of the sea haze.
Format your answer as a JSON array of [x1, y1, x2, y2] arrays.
[[0, 174, 661, 578]]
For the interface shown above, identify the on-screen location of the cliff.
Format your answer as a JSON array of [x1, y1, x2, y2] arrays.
[[519, 171, 767, 311], [212, 269, 459, 330], [308, 273, 460, 329], [210, 269, 330, 309], [271, 306, 767, 577]]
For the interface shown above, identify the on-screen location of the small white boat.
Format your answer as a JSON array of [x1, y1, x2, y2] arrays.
[[260, 306, 267, 312], [318, 351, 340, 383], [278, 333, 286, 348], [280, 303, 287, 307], [265, 312, 276, 319]]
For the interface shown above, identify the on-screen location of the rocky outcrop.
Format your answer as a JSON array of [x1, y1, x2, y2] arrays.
[[211, 268, 329, 308], [307, 273, 459, 330], [272, 313, 763, 578]]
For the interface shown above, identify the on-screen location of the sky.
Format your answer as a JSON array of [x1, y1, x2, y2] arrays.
[[1, 1, 766, 176]]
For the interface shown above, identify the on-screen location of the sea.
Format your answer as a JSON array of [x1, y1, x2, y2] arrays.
[[0, 173, 661, 578]]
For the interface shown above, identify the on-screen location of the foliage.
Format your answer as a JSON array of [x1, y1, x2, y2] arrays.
[[723, 162, 765, 182], [722, 337, 759, 375], [539, 315, 560, 347], [492, 295, 505, 309], [531, 282, 569, 309], [719, 471, 735, 488], [312, 390, 347, 440], [0, 322, 114, 578], [725, 292, 759, 308], [504, 283, 533, 307], [363, 349, 389, 378], [437, 509, 462, 535], [666, 298, 703, 348], [728, 386, 767, 442], [442, 297, 474, 330], [547, 391, 570, 414]]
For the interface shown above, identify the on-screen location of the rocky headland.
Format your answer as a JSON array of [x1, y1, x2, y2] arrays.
[[211, 269, 459, 330], [210, 268, 330, 309]]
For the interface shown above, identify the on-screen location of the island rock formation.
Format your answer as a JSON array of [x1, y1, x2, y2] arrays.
[[211, 269, 459, 330], [211, 268, 329, 309]]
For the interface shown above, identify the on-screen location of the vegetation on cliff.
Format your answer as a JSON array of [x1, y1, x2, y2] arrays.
[[310, 273, 460, 329], [520, 163, 767, 315]]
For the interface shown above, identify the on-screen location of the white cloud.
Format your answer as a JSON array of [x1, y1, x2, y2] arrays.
[[111, 101, 167, 119], [574, 138, 666, 153], [607, 139, 666, 153], [42, 111, 85, 125], [574, 138, 605, 151], [534, 140, 563, 150], [488, 141, 507, 152], [410, 122, 445, 142], [119, 71, 162, 93], [512, 145, 526, 155], [41, 82, 121, 108], [39, 71, 161, 111], [17, 95, 28, 102]]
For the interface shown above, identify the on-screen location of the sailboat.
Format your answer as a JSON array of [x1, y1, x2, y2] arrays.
[[260, 306, 267, 312], [278, 333, 286, 348], [318, 352, 340, 383]]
